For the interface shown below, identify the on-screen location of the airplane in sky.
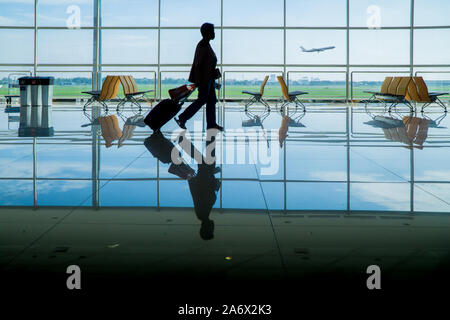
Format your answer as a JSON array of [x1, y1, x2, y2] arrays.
[[300, 46, 335, 53]]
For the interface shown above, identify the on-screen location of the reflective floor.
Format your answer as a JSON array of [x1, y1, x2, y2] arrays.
[[1, 102, 450, 297]]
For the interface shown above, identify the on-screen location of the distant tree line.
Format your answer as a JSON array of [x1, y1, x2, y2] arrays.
[[1, 77, 450, 87]]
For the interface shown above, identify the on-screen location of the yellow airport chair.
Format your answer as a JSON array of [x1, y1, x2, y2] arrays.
[[413, 76, 448, 113], [117, 75, 154, 112], [386, 76, 414, 112], [364, 76, 393, 99], [82, 75, 121, 112], [276, 75, 308, 111], [242, 75, 271, 111]]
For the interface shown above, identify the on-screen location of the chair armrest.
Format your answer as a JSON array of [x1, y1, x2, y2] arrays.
[[429, 92, 448, 97], [289, 91, 308, 96], [126, 90, 154, 96], [242, 90, 260, 96], [377, 93, 404, 98], [82, 91, 101, 95]]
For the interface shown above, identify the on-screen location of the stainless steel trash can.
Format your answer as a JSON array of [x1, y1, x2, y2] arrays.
[[41, 77, 54, 133], [19, 80, 31, 128], [18, 76, 54, 137]]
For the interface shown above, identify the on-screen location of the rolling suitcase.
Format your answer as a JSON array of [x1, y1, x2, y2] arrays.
[[144, 99, 181, 131], [144, 85, 195, 131]]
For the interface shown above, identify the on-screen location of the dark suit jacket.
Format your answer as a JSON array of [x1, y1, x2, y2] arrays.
[[188, 39, 217, 86]]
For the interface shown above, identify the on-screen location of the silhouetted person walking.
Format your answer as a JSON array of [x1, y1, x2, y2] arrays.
[[175, 23, 223, 131]]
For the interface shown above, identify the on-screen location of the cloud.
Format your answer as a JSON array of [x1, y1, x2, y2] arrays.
[[0, 0, 33, 3], [0, 16, 18, 25], [307, 170, 450, 212]]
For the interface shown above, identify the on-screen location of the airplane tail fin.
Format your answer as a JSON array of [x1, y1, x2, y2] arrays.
[[300, 46, 306, 52]]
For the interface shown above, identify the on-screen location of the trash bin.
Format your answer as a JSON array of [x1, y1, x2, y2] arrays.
[[18, 76, 54, 137], [19, 79, 31, 128], [41, 77, 54, 134]]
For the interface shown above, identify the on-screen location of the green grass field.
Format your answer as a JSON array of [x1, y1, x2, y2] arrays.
[[1, 84, 448, 101]]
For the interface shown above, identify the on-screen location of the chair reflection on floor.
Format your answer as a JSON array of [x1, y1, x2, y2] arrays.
[[117, 111, 146, 148], [365, 114, 431, 149], [278, 107, 306, 148], [241, 107, 270, 128], [98, 114, 122, 148], [423, 112, 447, 128]]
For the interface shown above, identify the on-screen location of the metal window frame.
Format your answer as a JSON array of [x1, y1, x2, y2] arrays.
[[0, 0, 449, 100], [2, 0, 450, 213]]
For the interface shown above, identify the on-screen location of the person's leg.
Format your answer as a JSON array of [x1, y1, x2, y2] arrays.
[[178, 84, 208, 123], [206, 82, 217, 127]]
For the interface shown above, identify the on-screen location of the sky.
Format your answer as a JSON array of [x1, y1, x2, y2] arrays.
[[0, 0, 449, 81]]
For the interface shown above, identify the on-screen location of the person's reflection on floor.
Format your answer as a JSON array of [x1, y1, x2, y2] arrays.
[[144, 129, 222, 240], [144, 131, 195, 180], [180, 129, 221, 241]]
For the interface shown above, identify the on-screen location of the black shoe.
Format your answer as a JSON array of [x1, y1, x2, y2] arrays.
[[207, 124, 224, 132], [174, 117, 186, 130]]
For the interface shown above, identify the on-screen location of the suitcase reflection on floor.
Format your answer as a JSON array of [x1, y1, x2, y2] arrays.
[[144, 130, 221, 240]]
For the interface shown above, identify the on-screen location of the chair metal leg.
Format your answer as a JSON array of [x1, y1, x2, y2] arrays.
[[421, 102, 431, 113], [83, 97, 95, 112], [99, 100, 109, 112], [116, 100, 125, 112], [293, 97, 306, 112], [260, 98, 271, 112], [421, 97, 447, 113], [130, 96, 143, 112], [388, 102, 398, 113], [244, 97, 256, 111], [404, 100, 415, 113], [279, 101, 288, 113], [435, 97, 447, 112]]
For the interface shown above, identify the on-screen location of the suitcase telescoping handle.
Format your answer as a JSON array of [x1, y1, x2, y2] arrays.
[[169, 84, 197, 105]]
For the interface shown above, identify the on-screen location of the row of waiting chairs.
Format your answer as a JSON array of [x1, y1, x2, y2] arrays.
[[82, 75, 153, 112], [364, 76, 448, 113], [84, 75, 447, 114], [242, 75, 308, 112]]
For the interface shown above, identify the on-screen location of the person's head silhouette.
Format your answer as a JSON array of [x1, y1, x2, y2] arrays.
[[200, 23, 215, 41]]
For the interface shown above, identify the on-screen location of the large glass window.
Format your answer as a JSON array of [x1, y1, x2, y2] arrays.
[[287, 0, 346, 27], [38, 0, 94, 27], [101, 0, 158, 27], [0, 0, 34, 26], [160, 29, 221, 65], [0, 0, 448, 100], [102, 30, 158, 64], [415, 0, 450, 26], [414, 29, 450, 65], [38, 30, 93, 64], [223, 30, 283, 64], [0, 29, 34, 64], [287, 30, 346, 65], [287, 70, 347, 99], [161, 0, 220, 27], [350, 0, 410, 27], [350, 30, 410, 65], [224, 0, 283, 26]]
